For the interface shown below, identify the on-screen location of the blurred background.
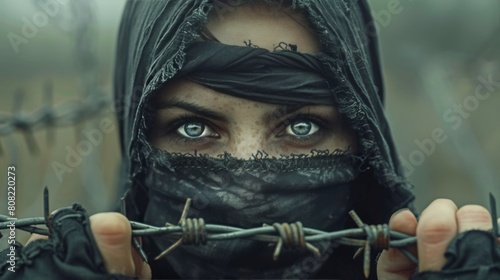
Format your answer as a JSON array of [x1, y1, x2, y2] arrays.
[[0, 0, 499, 249]]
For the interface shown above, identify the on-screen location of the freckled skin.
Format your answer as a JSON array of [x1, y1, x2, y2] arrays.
[[147, 3, 356, 158], [149, 80, 355, 158]]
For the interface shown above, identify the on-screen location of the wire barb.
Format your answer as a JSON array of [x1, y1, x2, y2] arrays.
[[132, 237, 148, 264], [154, 198, 193, 260], [349, 210, 391, 279], [272, 222, 320, 260], [44, 186, 50, 225], [490, 193, 499, 237], [181, 218, 207, 246]]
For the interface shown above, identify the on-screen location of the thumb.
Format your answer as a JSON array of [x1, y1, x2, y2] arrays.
[[90, 213, 150, 278]]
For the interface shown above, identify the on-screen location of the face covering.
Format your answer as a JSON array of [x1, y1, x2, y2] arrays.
[[141, 149, 362, 279], [136, 40, 365, 278]]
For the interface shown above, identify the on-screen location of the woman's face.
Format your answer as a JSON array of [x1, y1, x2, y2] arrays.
[[149, 3, 355, 158]]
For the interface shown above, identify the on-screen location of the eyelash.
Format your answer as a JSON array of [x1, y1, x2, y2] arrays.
[[275, 112, 329, 140], [164, 112, 331, 143], [165, 114, 218, 144]]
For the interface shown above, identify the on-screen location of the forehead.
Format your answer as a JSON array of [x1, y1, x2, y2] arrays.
[[206, 2, 320, 53]]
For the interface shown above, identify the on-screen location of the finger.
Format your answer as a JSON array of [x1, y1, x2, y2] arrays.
[[90, 213, 136, 277], [417, 199, 458, 272], [25, 233, 48, 245], [456, 205, 492, 232], [131, 238, 152, 279], [377, 209, 418, 279]]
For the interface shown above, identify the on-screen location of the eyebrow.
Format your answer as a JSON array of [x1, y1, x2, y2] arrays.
[[155, 99, 228, 122], [156, 98, 308, 123]]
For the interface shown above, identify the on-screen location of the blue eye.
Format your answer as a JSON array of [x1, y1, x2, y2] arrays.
[[286, 120, 319, 136], [177, 121, 207, 138]]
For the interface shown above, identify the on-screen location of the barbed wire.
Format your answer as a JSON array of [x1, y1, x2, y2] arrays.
[[0, 201, 415, 279], [0, 86, 111, 155], [0, 0, 111, 157], [1, 191, 498, 278]]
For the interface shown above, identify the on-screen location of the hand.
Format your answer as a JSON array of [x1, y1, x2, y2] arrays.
[[27, 213, 151, 279], [377, 199, 500, 279]]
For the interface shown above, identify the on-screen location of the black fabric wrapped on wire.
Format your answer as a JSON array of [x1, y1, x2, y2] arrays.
[[0, 204, 108, 280], [411, 230, 500, 280]]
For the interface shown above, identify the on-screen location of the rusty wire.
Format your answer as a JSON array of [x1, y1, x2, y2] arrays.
[[0, 207, 418, 270], [1, 192, 499, 279]]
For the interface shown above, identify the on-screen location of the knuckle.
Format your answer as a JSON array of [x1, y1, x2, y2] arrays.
[[417, 216, 456, 245], [90, 212, 131, 239], [389, 209, 416, 231], [430, 198, 457, 209]]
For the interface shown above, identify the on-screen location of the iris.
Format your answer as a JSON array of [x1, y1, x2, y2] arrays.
[[289, 120, 318, 136], [182, 122, 205, 137]]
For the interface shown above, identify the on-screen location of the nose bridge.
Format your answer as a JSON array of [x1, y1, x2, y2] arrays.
[[228, 120, 266, 159]]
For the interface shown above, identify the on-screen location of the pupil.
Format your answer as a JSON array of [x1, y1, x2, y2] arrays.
[[291, 121, 311, 136], [184, 122, 204, 137]]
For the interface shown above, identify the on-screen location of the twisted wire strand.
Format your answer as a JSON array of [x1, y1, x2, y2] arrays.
[[271, 222, 321, 260], [0, 213, 417, 249], [3, 212, 498, 247]]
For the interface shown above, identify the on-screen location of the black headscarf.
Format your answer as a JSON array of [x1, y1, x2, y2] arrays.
[[114, 0, 415, 278]]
